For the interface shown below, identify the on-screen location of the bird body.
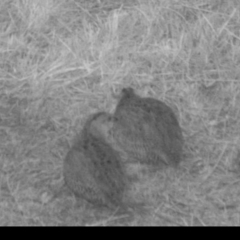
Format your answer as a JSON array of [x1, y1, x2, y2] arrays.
[[112, 87, 183, 166], [63, 112, 127, 208]]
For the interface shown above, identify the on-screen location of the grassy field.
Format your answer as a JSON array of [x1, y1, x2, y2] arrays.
[[0, 0, 240, 226]]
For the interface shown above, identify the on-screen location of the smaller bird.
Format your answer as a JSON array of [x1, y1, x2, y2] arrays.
[[111, 87, 183, 167], [63, 112, 127, 209]]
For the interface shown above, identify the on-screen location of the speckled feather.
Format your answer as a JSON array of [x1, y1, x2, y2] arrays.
[[112, 87, 183, 166], [63, 112, 127, 208]]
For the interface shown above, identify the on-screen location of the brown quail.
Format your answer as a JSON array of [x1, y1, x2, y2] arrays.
[[63, 112, 127, 209], [112, 87, 183, 167]]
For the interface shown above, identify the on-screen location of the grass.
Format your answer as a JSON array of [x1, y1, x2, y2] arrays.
[[0, 0, 240, 226]]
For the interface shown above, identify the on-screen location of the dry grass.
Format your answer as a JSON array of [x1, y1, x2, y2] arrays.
[[0, 0, 240, 226]]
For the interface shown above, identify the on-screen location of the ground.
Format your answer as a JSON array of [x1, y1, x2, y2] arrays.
[[0, 0, 240, 226]]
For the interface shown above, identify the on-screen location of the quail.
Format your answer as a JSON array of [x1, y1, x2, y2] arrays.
[[63, 112, 127, 209], [111, 87, 183, 167]]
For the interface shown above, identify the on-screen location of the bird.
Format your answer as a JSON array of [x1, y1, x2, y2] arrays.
[[63, 112, 127, 209], [111, 87, 184, 167]]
